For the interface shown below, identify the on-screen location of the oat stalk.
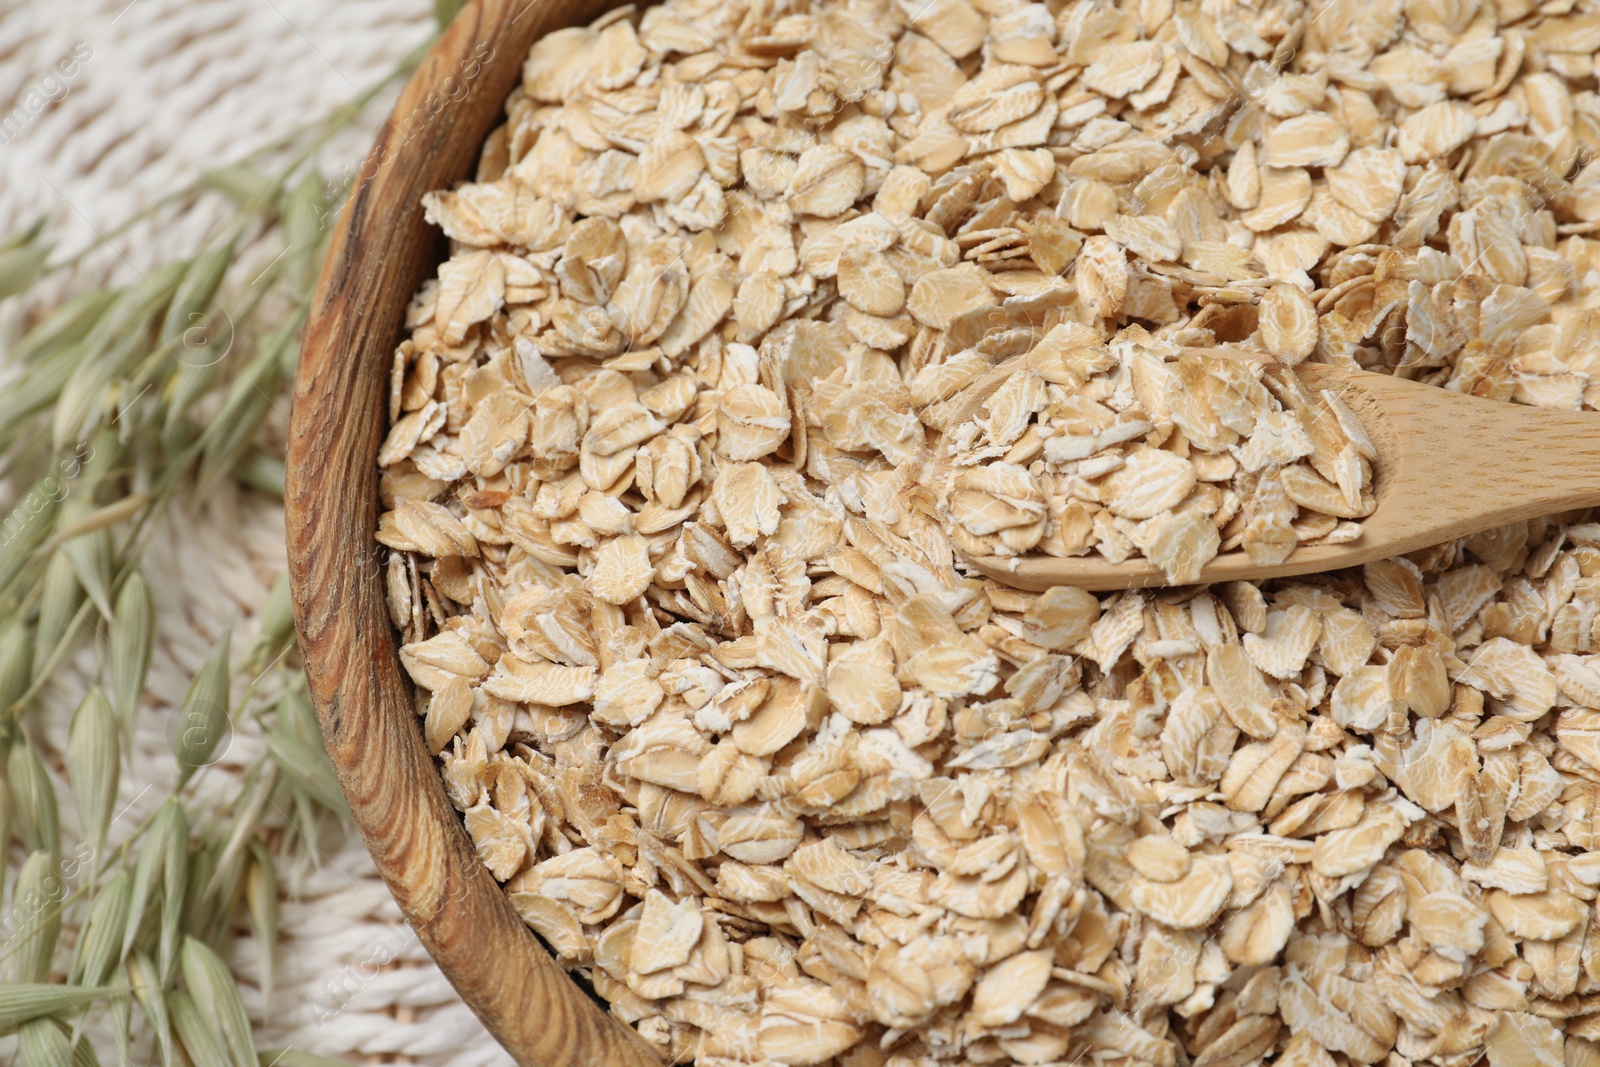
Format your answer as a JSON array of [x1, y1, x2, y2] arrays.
[[0, 31, 434, 1065]]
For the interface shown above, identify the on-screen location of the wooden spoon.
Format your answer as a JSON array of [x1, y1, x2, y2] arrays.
[[947, 350, 1600, 592]]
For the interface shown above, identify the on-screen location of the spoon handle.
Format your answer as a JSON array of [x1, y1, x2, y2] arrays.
[[1306, 365, 1600, 553]]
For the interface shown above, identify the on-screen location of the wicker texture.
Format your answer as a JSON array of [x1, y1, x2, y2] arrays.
[[1, 1, 513, 1062]]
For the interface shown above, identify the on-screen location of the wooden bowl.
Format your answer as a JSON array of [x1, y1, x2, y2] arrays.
[[284, 2, 659, 1063]]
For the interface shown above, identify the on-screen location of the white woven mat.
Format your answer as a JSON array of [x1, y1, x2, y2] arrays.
[[0, 2, 514, 1063]]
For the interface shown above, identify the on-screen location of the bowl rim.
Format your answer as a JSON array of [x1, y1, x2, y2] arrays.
[[284, 1, 658, 1063]]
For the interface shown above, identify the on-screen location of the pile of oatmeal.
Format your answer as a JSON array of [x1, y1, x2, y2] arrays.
[[375, 0, 1600, 1063], [940, 339, 1374, 581]]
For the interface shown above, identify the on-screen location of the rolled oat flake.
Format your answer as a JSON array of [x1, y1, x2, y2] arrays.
[[378, 0, 1600, 1063]]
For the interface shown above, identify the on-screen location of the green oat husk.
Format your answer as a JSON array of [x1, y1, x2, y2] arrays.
[[179, 938, 255, 1067], [205, 764, 273, 904], [127, 953, 174, 1067], [12, 851, 63, 984], [167, 989, 228, 1067], [50, 263, 185, 451], [0, 762, 12, 904], [73, 427, 122, 501], [67, 688, 119, 859], [0, 621, 35, 716], [0, 477, 64, 607], [175, 627, 231, 785], [67, 871, 130, 989], [195, 329, 292, 495], [54, 497, 114, 622], [0, 224, 52, 303], [282, 170, 329, 296], [0, 985, 110, 1035], [10, 290, 117, 367], [157, 806, 190, 985], [263, 729, 343, 814], [9, 739, 60, 860], [162, 243, 241, 454], [71, 1029, 100, 1067], [180, 832, 224, 949], [159, 241, 237, 351], [245, 575, 294, 675], [109, 571, 154, 731], [16, 1016, 72, 1067], [0, 342, 91, 443], [105, 965, 132, 1066], [231, 450, 286, 498], [33, 551, 82, 676], [122, 799, 183, 964], [199, 166, 280, 212]]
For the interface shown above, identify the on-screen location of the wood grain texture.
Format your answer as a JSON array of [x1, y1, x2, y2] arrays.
[[963, 354, 1600, 591], [284, 1, 659, 1064]]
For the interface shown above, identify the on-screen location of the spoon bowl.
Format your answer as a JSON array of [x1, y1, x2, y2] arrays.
[[954, 354, 1600, 591]]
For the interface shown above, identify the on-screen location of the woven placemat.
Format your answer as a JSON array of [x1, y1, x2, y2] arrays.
[[0, 2, 513, 1062]]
